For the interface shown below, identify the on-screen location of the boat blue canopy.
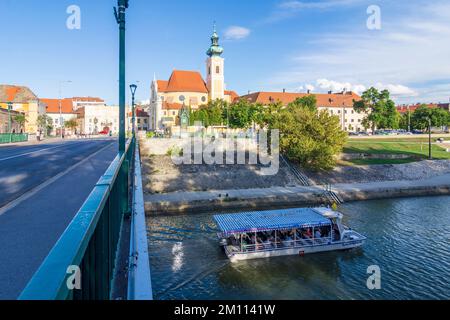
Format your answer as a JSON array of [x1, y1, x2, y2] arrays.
[[214, 208, 332, 235]]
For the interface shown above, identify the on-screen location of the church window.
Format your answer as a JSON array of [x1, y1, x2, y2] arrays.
[[201, 96, 206, 103], [216, 66, 220, 74]]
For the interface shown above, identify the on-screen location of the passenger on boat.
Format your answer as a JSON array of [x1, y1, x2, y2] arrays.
[[230, 235, 240, 246], [332, 224, 340, 241], [314, 229, 322, 239], [283, 234, 294, 247], [300, 228, 312, 239]]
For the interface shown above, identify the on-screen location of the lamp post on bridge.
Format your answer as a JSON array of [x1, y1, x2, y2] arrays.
[[115, 0, 129, 153], [129, 84, 137, 135]]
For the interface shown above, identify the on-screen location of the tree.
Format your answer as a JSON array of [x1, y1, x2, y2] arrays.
[[411, 105, 450, 131], [289, 95, 317, 112], [37, 115, 53, 136], [189, 100, 228, 127], [269, 95, 347, 171], [353, 87, 400, 131], [65, 118, 78, 134], [228, 99, 254, 129], [14, 113, 27, 130]]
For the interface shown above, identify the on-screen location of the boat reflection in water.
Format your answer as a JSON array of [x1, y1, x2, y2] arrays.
[[215, 207, 366, 262]]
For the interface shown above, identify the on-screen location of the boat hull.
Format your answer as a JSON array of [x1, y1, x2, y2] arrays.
[[227, 239, 364, 263]]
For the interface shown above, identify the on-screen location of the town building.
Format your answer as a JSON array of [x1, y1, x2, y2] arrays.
[[240, 90, 367, 132], [40, 98, 79, 136], [76, 105, 131, 135], [149, 26, 238, 131], [128, 107, 149, 131], [0, 85, 46, 135], [70, 97, 105, 110]]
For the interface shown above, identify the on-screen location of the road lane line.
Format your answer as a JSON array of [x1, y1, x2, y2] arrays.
[[0, 141, 89, 162], [0, 142, 115, 216]]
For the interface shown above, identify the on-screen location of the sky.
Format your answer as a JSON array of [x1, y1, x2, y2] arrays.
[[1, 0, 450, 105]]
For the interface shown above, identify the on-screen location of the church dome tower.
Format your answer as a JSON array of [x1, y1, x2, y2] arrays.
[[206, 23, 225, 101]]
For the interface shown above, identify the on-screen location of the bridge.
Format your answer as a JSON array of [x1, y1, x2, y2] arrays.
[[0, 137, 152, 300], [0, 0, 152, 300]]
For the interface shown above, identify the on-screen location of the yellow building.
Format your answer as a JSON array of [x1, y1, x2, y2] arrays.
[[149, 26, 238, 131], [0, 85, 46, 135]]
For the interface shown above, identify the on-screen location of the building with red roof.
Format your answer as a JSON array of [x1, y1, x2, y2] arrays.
[[239, 90, 366, 132], [0, 84, 45, 134], [149, 26, 237, 131]]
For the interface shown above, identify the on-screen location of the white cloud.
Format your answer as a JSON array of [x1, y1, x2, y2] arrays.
[[374, 83, 418, 97], [224, 26, 251, 40], [296, 79, 415, 97], [268, 1, 450, 103], [316, 79, 359, 93]]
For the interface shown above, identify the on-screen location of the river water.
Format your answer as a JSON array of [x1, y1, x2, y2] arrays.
[[147, 196, 450, 300]]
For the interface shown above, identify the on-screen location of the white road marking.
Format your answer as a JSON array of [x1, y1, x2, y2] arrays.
[[0, 142, 115, 216], [0, 141, 88, 162]]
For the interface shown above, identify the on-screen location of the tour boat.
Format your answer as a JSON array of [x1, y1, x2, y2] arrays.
[[214, 207, 366, 262]]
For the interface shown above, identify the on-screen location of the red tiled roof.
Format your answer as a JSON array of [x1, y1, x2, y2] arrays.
[[397, 103, 438, 113], [128, 108, 149, 117], [163, 70, 208, 93], [225, 90, 239, 102], [136, 109, 149, 117], [6, 87, 20, 101], [157, 80, 169, 92], [41, 98, 75, 114], [162, 102, 184, 110], [0, 85, 38, 103], [240, 91, 361, 108]]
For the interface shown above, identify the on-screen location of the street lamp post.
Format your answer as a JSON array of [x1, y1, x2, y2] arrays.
[[407, 105, 411, 133], [428, 117, 432, 160], [130, 84, 137, 135], [115, 0, 129, 153], [7, 102, 12, 143], [59, 80, 72, 139]]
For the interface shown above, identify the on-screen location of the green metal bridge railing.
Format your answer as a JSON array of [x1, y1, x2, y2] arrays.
[[0, 133, 28, 144], [19, 138, 135, 300]]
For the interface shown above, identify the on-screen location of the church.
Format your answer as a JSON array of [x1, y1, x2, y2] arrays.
[[149, 26, 238, 131]]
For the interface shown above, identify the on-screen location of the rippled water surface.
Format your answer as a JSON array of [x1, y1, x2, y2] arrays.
[[147, 196, 450, 300]]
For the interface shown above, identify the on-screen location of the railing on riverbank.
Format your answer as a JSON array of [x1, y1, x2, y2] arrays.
[[0, 133, 28, 144], [19, 138, 135, 300]]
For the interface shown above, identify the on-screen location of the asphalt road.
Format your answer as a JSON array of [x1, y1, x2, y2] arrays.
[[0, 139, 119, 299]]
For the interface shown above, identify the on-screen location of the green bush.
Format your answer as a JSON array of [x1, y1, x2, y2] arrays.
[[146, 131, 155, 139], [166, 146, 183, 157]]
